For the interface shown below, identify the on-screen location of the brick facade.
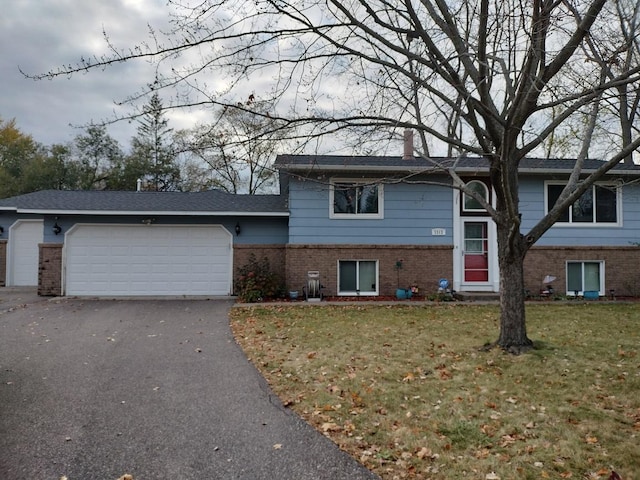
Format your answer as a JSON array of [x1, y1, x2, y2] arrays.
[[524, 246, 640, 296], [285, 244, 453, 297], [7, 240, 640, 298], [38, 243, 63, 296], [0, 239, 6, 287]]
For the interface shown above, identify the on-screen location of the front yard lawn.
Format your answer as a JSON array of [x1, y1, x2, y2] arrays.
[[229, 303, 640, 480]]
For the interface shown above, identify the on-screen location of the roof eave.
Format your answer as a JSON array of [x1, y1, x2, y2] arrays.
[[279, 165, 640, 176], [7, 209, 289, 216]]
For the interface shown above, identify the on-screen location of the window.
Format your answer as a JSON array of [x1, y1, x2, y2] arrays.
[[463, 180, 489, 212], [338, 260, 378, 296], [566, 261, 604, 295], [331, 180, 383, 218], [547, 183, 619, 225]]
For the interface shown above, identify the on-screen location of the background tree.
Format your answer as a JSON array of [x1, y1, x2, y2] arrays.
[[0, 117, 82, 197], [180, 100, 286, 194], [71, 124, 124, 190], [0, 117, 43, 197], [33, 0, 640, 352], [125, 92, 181, 191]]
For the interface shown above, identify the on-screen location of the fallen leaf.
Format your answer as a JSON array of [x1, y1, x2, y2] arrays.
[[273, 443, 282, 449], [585, 435, 598, 444], [321, 422, 340, 432], [485, 473, 500, 480], [416, 447, 432, 459]]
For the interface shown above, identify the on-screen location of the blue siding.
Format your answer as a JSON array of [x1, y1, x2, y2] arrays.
[[0, 213, 287, 245], [519, 176, 640, 246], [288, 177, 453, 245], [0, 213, 44, 237]]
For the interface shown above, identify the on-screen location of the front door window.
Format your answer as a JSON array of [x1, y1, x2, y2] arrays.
[[463, 221, 489, 282]]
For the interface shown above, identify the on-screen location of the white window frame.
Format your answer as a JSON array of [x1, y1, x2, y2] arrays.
[[462, 180, 490, 213], [330, 179, 384, 219], [545, 181, 621, 227], [337, 259, 379, 296], [565, 260, 605, 296]]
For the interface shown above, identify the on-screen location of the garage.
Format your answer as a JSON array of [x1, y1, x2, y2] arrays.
[[7, 219, 44, 286], [64, 224, 232, 296]]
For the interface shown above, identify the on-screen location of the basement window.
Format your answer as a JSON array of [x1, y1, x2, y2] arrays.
[[566, 261, 604, 296], [338, 260, 378, 296]]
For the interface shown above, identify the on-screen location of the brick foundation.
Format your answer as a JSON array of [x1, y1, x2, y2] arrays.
[[524, 246, 640, 296], [38, 243, 63, 296], [23, 241, 640, 298], [286, 244, 453, 297], [0, 240, 6, 287]]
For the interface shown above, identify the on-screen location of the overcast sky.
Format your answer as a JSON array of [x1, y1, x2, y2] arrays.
[[0, 0, 187, 149]]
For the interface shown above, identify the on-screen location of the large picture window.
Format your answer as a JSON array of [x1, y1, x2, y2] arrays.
[[546, 183, 619, 225], [338, 260, 378, 296], [331, 180, 382, 218], [566, 261, 604, 296]]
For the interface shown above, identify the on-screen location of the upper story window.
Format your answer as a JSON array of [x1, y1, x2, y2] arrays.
[[463, 180, 490, 212], [330, 180, 383, 218], [546, 183, 619, 225]]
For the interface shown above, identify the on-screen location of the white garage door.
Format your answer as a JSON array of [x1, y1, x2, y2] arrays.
[[7, 220, 44, 286], [65, 224, 232, 296]]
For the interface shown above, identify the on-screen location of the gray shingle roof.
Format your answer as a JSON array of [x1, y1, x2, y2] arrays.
[[0, 189, 288, 215], [275, 155, 640, 175]]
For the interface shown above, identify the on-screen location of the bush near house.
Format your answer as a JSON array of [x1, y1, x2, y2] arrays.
[[235, 254, 285, 302]]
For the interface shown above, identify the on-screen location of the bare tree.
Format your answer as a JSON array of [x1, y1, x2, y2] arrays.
[[31, 0, 640, 352], [179, 99, 285, 194]]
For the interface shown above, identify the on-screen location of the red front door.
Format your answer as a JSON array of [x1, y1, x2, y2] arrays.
[[463, 221, 489, 282]]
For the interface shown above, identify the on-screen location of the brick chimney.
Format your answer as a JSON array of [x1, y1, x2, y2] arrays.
[[403, 129, 414, 159]]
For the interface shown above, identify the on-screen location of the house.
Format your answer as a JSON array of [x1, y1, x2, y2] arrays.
[[275, 155, 640, 298], [1, 155, 640, 298]]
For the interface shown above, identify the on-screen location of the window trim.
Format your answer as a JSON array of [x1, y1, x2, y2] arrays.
[[565, 260, 605, 296], [330, 179, 384, 219], [337, 259, 379, 296], [545, 181, 621, 227]]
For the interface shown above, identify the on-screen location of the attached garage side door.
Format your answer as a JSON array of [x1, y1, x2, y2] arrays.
[[7, 220, 44, 286], [64, 224, 232, 296]]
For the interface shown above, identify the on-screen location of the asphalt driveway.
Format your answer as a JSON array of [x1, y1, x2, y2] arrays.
[[0, 293, 378, 480]]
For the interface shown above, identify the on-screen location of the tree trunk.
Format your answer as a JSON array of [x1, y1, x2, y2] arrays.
[[496, 223, 534, 354]]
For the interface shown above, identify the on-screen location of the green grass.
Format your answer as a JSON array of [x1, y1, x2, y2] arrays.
[[230, 304, 640, 479]]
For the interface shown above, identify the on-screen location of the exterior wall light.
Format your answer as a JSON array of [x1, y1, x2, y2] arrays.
[[235, 222, 241, 235], [53, 223, 62, 235], [0, 226, 3, 235]]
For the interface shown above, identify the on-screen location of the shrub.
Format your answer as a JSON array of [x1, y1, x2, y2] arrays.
[[235, 254, 284, 302]]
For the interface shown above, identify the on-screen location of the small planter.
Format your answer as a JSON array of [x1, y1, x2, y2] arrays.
[[396, 288, 412, 300], [289, 290, 299, 300]]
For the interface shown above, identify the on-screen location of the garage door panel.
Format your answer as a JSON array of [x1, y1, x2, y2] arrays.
[[65, 225, 231, 296], [8, 220, 44, 286]]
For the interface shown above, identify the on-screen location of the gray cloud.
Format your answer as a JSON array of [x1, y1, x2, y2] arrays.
[[0, 0, 173, 148]]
